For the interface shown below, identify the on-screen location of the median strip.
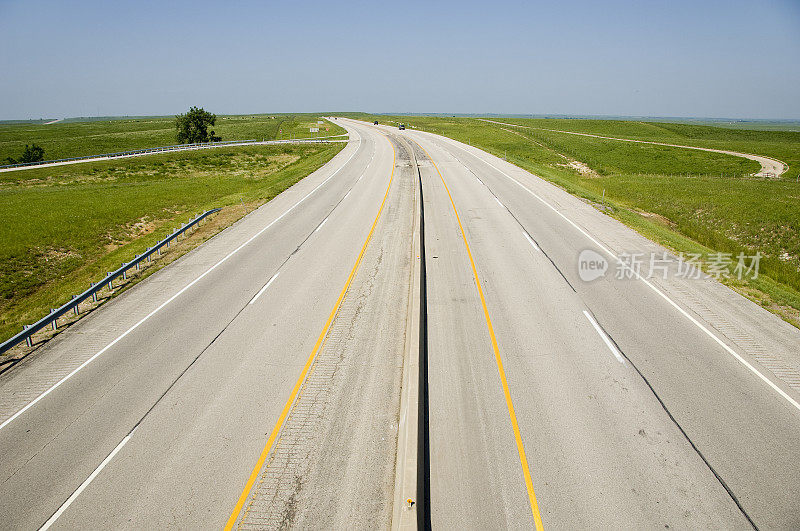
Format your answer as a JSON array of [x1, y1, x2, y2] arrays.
[[412, 138, 545, 530]]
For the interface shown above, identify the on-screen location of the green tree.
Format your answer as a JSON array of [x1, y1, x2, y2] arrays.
[[4, 143, 45, 165], [175, 106, 222, 144]]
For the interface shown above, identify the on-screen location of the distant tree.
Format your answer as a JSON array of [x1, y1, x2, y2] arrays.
[[175, 106, 222, 144], [20, 144, 45, 163], [4, 143, 45, 165]]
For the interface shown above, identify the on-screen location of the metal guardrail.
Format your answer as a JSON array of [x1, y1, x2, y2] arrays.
[[0, 140, 258, 170], [0, 208, 221, 355], [0, 134, 350, 171]]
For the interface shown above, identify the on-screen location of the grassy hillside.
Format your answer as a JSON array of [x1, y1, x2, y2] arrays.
[[0, 113, 345, 163], [0, 141, 344, 344], [489, 117, 799, 177], [350, 114, 800, 326]]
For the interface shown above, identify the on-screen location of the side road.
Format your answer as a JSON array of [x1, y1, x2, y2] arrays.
[[479, 118, 788, 177]]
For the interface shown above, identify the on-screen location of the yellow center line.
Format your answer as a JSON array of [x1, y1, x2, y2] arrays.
[[224, 134, 396, 530], [414, 140, 545, 530]]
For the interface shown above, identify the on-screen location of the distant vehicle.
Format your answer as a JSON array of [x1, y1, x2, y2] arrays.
[[399, 124, 405, 130], [374, 121, 379, 125]]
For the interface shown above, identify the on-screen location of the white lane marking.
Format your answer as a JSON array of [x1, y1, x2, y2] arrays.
[[249, 273, 280, 306], [439, 136, 800, 413], [523, 232, 540, 252], [314, 217, 328, 233], [583, 311, 626, 365], [39, 429, 136, 530], [494, 196, 504, 208], [0, 128, 367, 433], [344, 190, 351, 200]]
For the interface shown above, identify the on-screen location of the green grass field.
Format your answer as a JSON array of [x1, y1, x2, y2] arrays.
[[491, 117, 799, 177], [0, 113, 345, 163], [348, 113, 800, 326], [0, 141, 344, 343]]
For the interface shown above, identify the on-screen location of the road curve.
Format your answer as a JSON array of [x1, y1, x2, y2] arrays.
[[0, 120, 413, 529], [394, 119, 800, 528], [479, 118, 789, 177], [1, 117, 799, 529]]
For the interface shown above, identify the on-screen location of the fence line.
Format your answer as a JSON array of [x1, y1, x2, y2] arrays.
[[0, 208, 220, 355], [0, 135, 348, 171]]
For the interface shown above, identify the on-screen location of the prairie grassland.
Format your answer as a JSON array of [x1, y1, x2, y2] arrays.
[[0, 113, 345, 162], [0, 142, 344, 343]]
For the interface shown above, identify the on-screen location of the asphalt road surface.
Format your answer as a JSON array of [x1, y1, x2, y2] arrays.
[[1, 118, 799, 529]]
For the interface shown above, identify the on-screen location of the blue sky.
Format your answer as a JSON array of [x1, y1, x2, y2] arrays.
[[1, 0, 798, 119]]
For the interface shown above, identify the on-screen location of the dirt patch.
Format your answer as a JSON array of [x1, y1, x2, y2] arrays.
[[582, 198, 613, 213], [44, 248, 80, 263], [500, 126, 600, 178], [557, 160, 600, 178], [636, 209, 676, 228], [734, 285, 800, 329]]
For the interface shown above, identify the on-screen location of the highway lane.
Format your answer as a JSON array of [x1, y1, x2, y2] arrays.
[[2, 115, 800, 529], [0, 120, 413, 528], [395, 123, 800, 529], [406, 133, 746, 529]]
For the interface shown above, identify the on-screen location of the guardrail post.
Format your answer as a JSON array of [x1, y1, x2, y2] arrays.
[[158, 246, 162, 256], [51, 309, 58, 330], [24, 325, 32, 347], [147, 249, 152, 263], [72, 295, 79, 315], [90, 283, 98, 302], [135, 255, 140, 270], [107, 273, 113, 290]]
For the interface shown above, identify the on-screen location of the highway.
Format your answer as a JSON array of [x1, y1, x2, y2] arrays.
[[1, 118, 799, 529]]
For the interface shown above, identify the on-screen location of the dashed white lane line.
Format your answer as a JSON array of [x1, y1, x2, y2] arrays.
[[494, 196, 504, 208], [0, 128, 365, 433], [249, 273, 280, 306], [523, 232, 540, 252], [314, 217, 328, 233], [39, 429, 136, 530], [583, 311, 626, 365], [436, 135, 800, 414]]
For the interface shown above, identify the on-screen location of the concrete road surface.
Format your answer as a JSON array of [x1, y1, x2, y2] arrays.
[[0, 120, 413, 529], [1, 117, 799, 529]]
